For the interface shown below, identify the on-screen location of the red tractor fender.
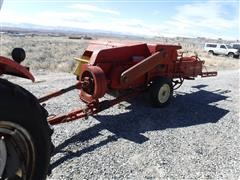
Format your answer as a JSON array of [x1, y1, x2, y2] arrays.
[[0, 56, 35, 82]]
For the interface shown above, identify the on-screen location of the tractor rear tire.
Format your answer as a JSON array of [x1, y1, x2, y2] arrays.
[[149, 77, 173, 107], [0, 79, 53, 180]]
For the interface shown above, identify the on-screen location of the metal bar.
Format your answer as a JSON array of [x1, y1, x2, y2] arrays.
[[200, 71, 217, 77], [48, 103, 97, 125], [120, 51, 170, 85], [38, 82, 82, 103], [48, 87, 146, 125]]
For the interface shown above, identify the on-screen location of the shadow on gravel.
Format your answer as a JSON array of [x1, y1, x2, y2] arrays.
[[51, 86, 229, 170]]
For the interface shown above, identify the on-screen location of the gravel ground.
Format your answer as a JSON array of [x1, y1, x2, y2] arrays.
[[8, 69, 240, 180]]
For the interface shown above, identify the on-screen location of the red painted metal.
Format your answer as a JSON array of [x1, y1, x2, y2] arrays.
[[200, 71, 218, 77], [1, 42, 217, 126], [38, 41, 217, 125], [48, 101, 98, 125], [39, 82, 82, 103], [120, 51, 169, 85], [79, 65, 107, 103], [77, 42, 217, 93], [47, 87, 146, 125], [0, 56, 34, 81]]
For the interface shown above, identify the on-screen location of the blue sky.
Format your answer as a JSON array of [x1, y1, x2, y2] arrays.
[[0, 0, 239, 40]]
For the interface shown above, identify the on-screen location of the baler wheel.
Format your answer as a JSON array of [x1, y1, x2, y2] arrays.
[[149, 77, 173, 107], [0, 79, 53, 180]]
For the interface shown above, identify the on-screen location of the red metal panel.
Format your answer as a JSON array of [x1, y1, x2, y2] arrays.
[[109, 61, 145, 90], [89, 43, 151, 65], [120, 51, 167, 85], [0, 56, 34, 81], [174, 56, 204, 78], [147, 44, 181, 54]]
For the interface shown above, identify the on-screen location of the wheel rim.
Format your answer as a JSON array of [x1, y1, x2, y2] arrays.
[[0, 121, 35, 180], [0, 136, 7, 178], [80, 66, 107, 102], [158, 84, 171, 103]]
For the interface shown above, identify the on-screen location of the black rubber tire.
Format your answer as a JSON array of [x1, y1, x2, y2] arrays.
[[11, 48, 26, 63], [235, 55, 240, 59], [208, 50, 214, 56], [0, 78, 53, 180], [149, 77, 173, 107], [228, 52, 234, 58]]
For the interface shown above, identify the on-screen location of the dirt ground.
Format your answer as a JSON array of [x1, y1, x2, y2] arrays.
[[1, 33, 240, 179], [8, 69, 239, 180]]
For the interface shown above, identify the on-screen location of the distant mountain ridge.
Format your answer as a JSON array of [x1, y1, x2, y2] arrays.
[[0, 22, 143, 38]]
